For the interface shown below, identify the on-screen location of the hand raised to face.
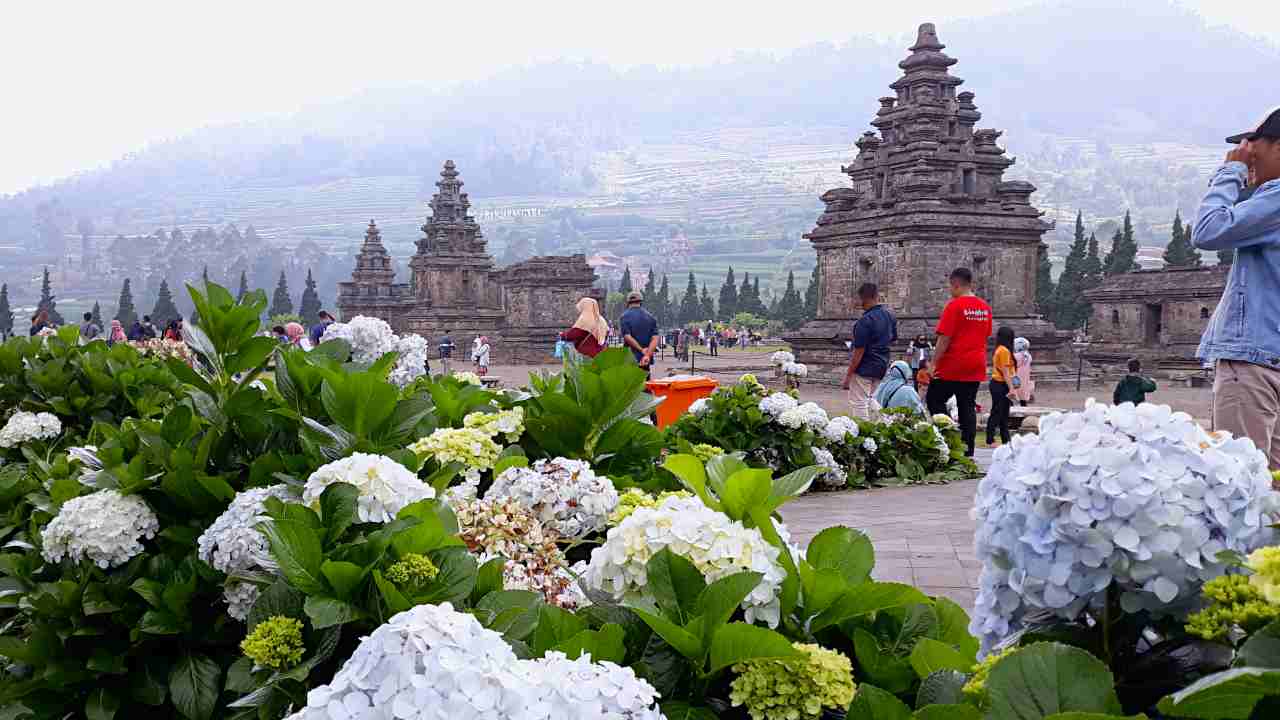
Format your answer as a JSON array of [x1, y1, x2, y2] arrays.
[[1226, 139, 1254, 167]]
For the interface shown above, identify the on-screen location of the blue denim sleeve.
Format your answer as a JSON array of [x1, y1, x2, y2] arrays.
[[1192, 162, 1280, 250]]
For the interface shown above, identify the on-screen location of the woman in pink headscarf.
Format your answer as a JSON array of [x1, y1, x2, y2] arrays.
[[108, 319, 127, 346], [285, 322, 307, 349], [561, 297, 608, 358]]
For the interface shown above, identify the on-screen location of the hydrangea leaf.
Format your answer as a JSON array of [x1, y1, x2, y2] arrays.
[[910, 638, 975, 678], [933, 597, 980, 664], [987, 642, 1123, 720], [416, 547, 476, 604], [552, 623, 627, 664], [693, 571, 763, 650], [806, 526, 875, 586], [848, 683, 913, 720], [1238, 620, 1280, 668], [247, 580, 304, 631], [646, 547, 707, 623], [917, 670, 968, 707], [914, 704, 981, 720], [720, 468, 772, 522], [658, 702, 719, 720], [261, 518, 327, 596], [531, 604, 588, 656], [1156, 667, 1280, 719], [813, 582, 928, 632], [317, 482, 358, 546], [303, 596, 362, 629], [167, 651, 222, 720], [318, 561, 364, 601], [707, 622, 799, 674], [632, 607, 702, 661]]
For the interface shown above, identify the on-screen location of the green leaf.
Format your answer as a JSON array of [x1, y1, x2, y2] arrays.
[[320, 561, 366, 601], [765, 466, 825, 510], [719, 468, 773, 522], [318, 482, 359, 546], [470, 558, 506, 604], [262, 518, 327, 595], [168, 652, 222, 720], [848, 683, 913, 720], [813, 582, 929, 631], [82, 583, 120, 615], [85, 688, 120, 720], [531, 604, 588, 656], [914, 705, 981, 720], [553, 624, 627, 664], [917, 670, 968, 708], [854, 628, 918, 695], [1156, 667, 1280, 719], [224, 657, 257, 693], [988, 642, 1123, 720], [304, 596, 363, 629], [933, 597, 980, 664], [418, 548, 477, 604], [806, 526, 875, 586], [373, 570, 411, 614], [632, 607, 703, 661], [693, 571, 762, 650], [910, 638, 974, 678], [658, 702, 720, 720], [1043, 714, 1149, 720], [707, 622, 798, 674], [1239, 620, 1280, 668], [662, 453, 717, 509], [247, 580, 305, 631], [646, 547, 706, 623]]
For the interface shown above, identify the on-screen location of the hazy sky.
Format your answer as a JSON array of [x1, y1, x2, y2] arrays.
[[3, 0, 1276, 195]]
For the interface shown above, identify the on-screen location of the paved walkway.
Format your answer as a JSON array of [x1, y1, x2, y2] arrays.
[[778, 449, 992, 609]]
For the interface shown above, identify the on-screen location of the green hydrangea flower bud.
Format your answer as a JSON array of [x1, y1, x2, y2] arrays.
[[386, 553, 440, 587], [1186, 574, 1280, 641], [963, 646, 1017, 710], [730, 642, 856, 720], [241, 615, 305, 670]]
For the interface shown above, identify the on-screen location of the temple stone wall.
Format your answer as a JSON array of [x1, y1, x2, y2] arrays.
[[1084, 266, 1227, 368]]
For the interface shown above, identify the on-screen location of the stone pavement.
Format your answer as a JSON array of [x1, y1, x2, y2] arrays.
[[777, 449, 993, 610]]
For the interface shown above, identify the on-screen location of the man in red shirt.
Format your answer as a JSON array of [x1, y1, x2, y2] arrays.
[[926, 268, 992, 457]]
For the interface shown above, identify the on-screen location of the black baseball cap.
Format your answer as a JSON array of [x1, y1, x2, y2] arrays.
[[1226, 106, 1280, 144]]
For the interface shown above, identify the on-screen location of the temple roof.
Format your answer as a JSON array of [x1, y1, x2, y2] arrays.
[[1083, 265, 1229, 302]]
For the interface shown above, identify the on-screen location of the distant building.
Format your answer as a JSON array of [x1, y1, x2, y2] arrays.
[[337, 161, 599, 362], [1083, 265, 1227, 369]]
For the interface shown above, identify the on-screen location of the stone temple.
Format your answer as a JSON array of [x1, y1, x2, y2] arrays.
[[787, 23, 1067, 371], [337, 160, 599, 363]]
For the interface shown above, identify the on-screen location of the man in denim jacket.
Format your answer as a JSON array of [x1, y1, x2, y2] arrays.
[[1193, 106, 1280, 470]]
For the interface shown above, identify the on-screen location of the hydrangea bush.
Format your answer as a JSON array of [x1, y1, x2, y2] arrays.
[[197, 484, 299, 618], [320, 315, 431, 387], [451, 497, 584, 608], [971, 400, 1280, 652], [303, 453, 435, 523], [41, 488, 159, 568], [0, 410, 61, 448], [485, 457, 619, 538]]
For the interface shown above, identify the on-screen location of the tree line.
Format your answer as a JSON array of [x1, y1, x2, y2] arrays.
[[602, 264, 820, 331]]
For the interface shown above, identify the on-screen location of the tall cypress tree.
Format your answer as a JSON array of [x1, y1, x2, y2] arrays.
[[655, 274, 672, 327], [699, 283, 716, 322], [38, 267, 64, 325], [299, 269, 322, 320], [115, 279, 138, 327], [779, 270, 806, 329], [738, 272, 754, 316], [269, 271, 294, 317], [718, 267, 738, 321], [1104, 210, 1139, 276], [679, 272, 700, 325], [642, 267, 657, 305], [1162, 210, 1200, 267], [237, 271, 250, 302], [0, 284, 13, 339], [618, 267, 633, 294], [1052, 212, 1090, 330], [751, 277, 764, 316], [1083, 233, 1104, 290], [1034, 243, 1055, 320], [91, 301, 103, 327], [804, 264, 820, 320], [151, 280, 180, 327]]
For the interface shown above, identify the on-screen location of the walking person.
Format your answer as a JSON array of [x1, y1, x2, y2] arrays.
[[1191, 106, 1280, 473], [1113, 358, 1158, 406], [840, 283, 897, 420], [985, 326, 1018, 447], [1012, 337, 1035, 406], [926, 268, 992, 457], [561, 297, 609, 358], [620, 291, 659, 377], [472, 336, 491, 376], [79, 311, 102, 344], [709, 331, 719, 357]]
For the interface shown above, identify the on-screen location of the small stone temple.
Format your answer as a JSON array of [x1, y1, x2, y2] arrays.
[[1083, 265, 1228, 369], [337, 161, 599, 362], [787, 23, 1067, 371]]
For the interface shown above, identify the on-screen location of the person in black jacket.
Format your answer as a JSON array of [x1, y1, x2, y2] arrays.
[[1113, 358, 1157, 405]]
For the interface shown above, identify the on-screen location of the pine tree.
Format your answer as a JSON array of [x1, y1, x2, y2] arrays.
[[679, 272, 700, 325], [91, 302, 103, 327], [655, 274, 672, 327], [1218, 248, 1235, 266], [699, 283, 716, 322], [804, 264, 820, 320], [1162, 210, 1200, 267], [114, 279, 138, 327], [38, 267, 64, 325], [269, 271, 294, 317], [643, 268, 657, 304], [0, 284, 13, 340], [1052, 213, 1090, 330], [151, 280, 180, 327], [1083, 233, 1104, 290], [618, 267, 633, 294], [237, 271, 250, 302], [299, 269, 322, 320], [738, 272, 754, 316], [1034, 243, 1055, 319], [718, 267, 738, 321], [751, 277, 764, 316], [1104, 211, 1139, 276], [778, 271, 806, 329]]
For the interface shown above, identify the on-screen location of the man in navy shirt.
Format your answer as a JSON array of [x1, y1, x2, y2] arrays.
[[309, 310, 336, 346], [619, 291, 659, 376], [841, 283, 897, 419]]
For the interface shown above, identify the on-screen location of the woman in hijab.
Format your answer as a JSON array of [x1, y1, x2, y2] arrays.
[[472, 336, 491, 376], [29, 309, 50, 337], [561, 297, 608, 358], [108, 319, 127, 347], [1012, 337, 1034, 407], [874, 360, 925, 414], [285, 322, 307, 348]]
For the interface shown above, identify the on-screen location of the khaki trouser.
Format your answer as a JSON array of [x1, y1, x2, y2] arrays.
[[1214, 359, 1280, 478], [849, 375, 881, 420]]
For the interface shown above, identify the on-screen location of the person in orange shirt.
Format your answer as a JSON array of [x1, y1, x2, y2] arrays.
[[986, 326, 1018, 446]]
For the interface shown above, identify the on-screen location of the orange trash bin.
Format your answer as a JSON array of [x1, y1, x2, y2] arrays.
[[645, 375, 719, 429]]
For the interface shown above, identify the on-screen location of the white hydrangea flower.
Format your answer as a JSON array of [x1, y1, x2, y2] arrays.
[[42, 489, 159, 568], [0, 411, 62, 448], [862, 438, 878, 453], [486, 458, 619, 539], [452, 371, 483, 386], [970, 400, 1280, 654], [463, 408, 525, 444], [198, 485, 298, 579], [585, 495, 790, 627], [932, 413, 956, 428], [770, 350, 795, 366], [758, 392, 798, 418], [915, 421, 951, 463], [452, 497, 583, 608], [811, 447, 848, 489], [782, 362, 808, 378], [777, 402, 828, 432], [821, 416, 860, 444], [224, 581, 261, 622], [287, 603, 666, 720], [389, 334, 432, 387], [303, 453, 434, 524]]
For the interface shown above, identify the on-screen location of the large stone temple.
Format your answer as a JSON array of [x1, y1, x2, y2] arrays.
[[787, 23, 1067, 370], [337, 161, 599, 363]]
